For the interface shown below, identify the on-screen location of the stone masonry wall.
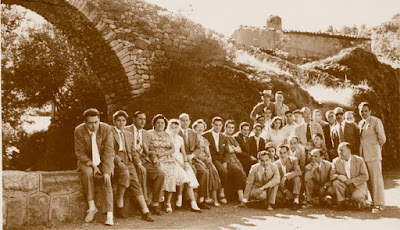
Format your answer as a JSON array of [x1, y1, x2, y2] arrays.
[[231, 26, 371, 60], [2, 170, 136, 229]]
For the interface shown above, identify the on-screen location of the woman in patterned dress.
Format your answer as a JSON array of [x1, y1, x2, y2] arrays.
[[192, 119, 222, 207], [166, 119, 201, 212]]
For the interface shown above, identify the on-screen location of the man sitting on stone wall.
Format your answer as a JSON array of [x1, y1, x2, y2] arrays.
[[74, 108, 115, 226]]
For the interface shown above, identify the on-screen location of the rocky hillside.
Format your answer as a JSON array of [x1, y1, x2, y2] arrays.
[[302, 47, 400, 169]]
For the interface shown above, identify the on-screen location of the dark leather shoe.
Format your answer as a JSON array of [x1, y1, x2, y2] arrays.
[[199, 202, 211, 209], [116, 207, 126, 218], [142, 212, 155, 222], [149, 205, 162, 215], [191, 208, 202, 213]]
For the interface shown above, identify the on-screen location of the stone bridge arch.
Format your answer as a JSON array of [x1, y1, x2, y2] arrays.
[[3, 0, 209, 120]]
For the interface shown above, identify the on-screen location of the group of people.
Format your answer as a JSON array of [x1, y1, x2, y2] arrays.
[[74, 89, 386, 226]]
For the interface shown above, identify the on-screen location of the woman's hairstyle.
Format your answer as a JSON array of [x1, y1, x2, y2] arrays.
[[270, 116, 284, 129], [152, 114, 168, 130], [113, 110, 128, 121], [192, 119, 207, 130], [224, 119, 235, 129], [166, 118, 180, 134], [257, 150, 274, 160]]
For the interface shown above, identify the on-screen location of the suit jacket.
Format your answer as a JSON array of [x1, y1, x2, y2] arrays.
[[330, 155, 369, 190], [233, 132, 252, 159], [249, 136, 266, 158], [294, 122, 324, 147], [320, 121, 333, 151], [359, 116, 386, 162], [332, 121, 360, 155], [178, 128, 200, 156], [274, 156, 302, 180], [244, 163, 280, 200], [124, 125, 152, 163], [290, 146, 306, 172], [112, 127, 141, 166], [74, 122, 114, 175], [305, 160, 332, 187], [202, 130, 228, 163]]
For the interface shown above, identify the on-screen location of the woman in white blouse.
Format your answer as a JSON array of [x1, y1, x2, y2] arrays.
[[266, 116, 287, 148]]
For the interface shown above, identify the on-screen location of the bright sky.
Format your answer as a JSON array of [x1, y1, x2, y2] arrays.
[[146, 0, 400, 35]]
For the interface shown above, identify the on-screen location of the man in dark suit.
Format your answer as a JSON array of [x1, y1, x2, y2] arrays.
[[234, 122, 257, 174], [249, 123, 266, 159], [203, 116, 229, 204], [325, 110, 338, 161], [332, 107, 360, 155], [124, 111, 165, 215], [179, 113, 210, 209], [313, 109, 333, 153], [112, 110, 153, 221], [74, 108, 114, 226]]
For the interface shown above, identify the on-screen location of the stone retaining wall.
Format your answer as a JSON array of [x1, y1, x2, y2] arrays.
[[2, 170, 136, 229]]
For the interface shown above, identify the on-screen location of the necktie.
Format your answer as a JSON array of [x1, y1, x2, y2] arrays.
[[117, 130, 124, 152], [256, 137, 259, 151], [91, 132, 101, 166], [339, 123, 345, 142], [306, 123, 312, 142], [184, 130, 189, 144], [215, 133, 219, 152], [360, 121, 366, 135], [263, 167, 268, 184], [137, 129, 141, 147]]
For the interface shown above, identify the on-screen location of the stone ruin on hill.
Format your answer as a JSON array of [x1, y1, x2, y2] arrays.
[[231, 15, 371, 60]]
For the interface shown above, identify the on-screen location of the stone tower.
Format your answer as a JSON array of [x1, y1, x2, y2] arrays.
[[266, 15, 282, 31]]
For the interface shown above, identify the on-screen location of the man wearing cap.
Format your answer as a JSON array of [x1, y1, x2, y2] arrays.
[[74, 108, 114, 226], [250, 90, 275, 121], [332, 107, 360, 155], [358, 102, 386, 213], [272, 91, 290, 117], [304, 148, 334, 207]]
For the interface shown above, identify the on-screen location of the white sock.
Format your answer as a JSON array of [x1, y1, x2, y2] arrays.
[[199, 197, 204, 203], [176, 195, 183, 206], [106, 212, 113, 219], [191, 200, 200, 210], [294, 198, 299, 204], [88, 200, 96, 210]]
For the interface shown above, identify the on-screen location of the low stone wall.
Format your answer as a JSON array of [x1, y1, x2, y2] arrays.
[[2, 170, 138, 229]]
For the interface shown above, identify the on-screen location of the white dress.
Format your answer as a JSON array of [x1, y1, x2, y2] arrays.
[[266, 129, 287, 148], [171, 134, 199, 188]]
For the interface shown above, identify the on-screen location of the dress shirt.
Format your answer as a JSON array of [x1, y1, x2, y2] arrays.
[[343, 157, 352, 179], [212, 130, 220, 151], [89, 130, 101, 166]]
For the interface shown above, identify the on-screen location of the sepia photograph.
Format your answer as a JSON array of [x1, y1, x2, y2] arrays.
[[1, 0, 400, 229]]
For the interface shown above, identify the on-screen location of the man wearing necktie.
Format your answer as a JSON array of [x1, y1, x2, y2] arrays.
[[249, 123, 266, 159], [74, 109, 114, 226], [358, 102, 386, 213], [331, 142, 369, 211], [178, 113, 210, 209], [240, 150, 280, 210], [234, 122, 257, 174], [304, 149, 334, 207], [293, 107, 324, 153], [124, 111, 165, 216], [111, 111, 154, 222], [332, 107, 360, 156]]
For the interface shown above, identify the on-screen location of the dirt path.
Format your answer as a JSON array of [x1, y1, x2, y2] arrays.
[[44, 170, 400, 229]]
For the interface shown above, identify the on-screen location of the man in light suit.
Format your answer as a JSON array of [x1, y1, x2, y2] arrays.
[[332, 107, 360, 155], [203, 116, 230, 204], [234, 122, 257, 174], [112, 110, 153, 222], [249, 123, 266, 159], [288, 136, 306, 173], [274, 144, 303, 209], [293, 107, 324, 152], [358, 102, 386, 213], [331, 142, 369, 211], [304, 149, 334, 207], [240, 151, 280, 210], [74, 108, 114, 225], [124, 111, 165, 216], [178, 113, 210, 209]]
